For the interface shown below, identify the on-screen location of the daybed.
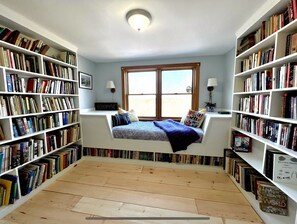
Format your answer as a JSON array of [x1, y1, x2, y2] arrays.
[[80, 110, 231, 157]]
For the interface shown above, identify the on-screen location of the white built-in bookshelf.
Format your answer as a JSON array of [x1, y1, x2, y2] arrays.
[[232, 0, 297, 223], [0, 15, 82, 218]]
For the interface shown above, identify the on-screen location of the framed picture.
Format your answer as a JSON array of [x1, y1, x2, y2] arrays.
[[232, 132, 252, 152], [79, 72, 93, 90]]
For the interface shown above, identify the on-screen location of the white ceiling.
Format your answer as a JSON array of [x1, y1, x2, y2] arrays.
[[0, 0, 267, 63]]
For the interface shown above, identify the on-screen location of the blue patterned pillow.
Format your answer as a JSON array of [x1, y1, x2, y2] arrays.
[[112, 113, 131, 127]]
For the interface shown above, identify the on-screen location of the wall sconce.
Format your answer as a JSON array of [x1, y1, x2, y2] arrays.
[[106, 80, 116, 93], [106, 80, 116, 101], [206, 78, 218, 112]]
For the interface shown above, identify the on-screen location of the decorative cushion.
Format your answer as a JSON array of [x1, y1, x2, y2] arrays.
[[118, 107, 139, 122], [182, 109, 205, 128], [112, 113, 131, 127]]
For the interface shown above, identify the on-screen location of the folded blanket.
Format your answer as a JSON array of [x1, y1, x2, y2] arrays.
[[153, 119, 200, 152]]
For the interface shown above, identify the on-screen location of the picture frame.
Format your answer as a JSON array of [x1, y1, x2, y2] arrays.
[[79, 71, 93, 90], [232, 132, 252, 152]]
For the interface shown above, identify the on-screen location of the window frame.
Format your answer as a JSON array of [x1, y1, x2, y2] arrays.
[[121, 62, 200, 120]]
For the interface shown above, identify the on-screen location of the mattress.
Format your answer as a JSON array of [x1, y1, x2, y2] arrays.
[[112, 121, 203, 143]]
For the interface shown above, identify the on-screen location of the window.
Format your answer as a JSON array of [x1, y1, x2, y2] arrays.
[[122, 63, 200, 120]]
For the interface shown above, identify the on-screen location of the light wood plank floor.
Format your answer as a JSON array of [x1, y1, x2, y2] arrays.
[[1, 159, 263, 224]]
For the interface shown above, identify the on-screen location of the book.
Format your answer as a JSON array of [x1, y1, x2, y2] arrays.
[[1, 174, 18, 204], [0, 178, 12, 205], [232, 132, 252, 152], [258, 182, 288, 216], [264, 148, 284, 179], [273, 154, 297, 183]]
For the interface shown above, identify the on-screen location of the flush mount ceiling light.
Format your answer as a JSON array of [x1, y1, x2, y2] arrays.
[[126, 9, 152, 32]]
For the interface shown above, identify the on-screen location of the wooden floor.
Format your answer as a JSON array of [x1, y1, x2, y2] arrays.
[[1, 159, 263, 224]]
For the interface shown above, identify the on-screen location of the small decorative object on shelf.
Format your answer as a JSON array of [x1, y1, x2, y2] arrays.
[[231, 131, 252, 152], [205, 102, 216, 112]]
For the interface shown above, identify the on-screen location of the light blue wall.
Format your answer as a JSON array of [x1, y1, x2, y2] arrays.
[[79, 54, 235, 110], [94, 56, 229, 110], [223, 48, 236, 111], [77, 55, 97, 109]]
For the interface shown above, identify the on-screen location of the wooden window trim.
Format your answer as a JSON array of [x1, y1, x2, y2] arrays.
[[121, 62, 200, 120]]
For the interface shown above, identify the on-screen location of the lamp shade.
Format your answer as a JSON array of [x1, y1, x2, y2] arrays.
[[207, 78, 218, 87], [126, 9, 152, 31], [106, 81, 115, 89]]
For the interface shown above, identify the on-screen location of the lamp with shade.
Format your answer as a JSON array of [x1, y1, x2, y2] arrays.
[[206, 78, 218, 112], [106, 81, 116, 101]]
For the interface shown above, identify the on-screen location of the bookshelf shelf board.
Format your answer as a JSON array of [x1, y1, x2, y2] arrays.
[[236, 33, 276, 59], [0, 40, 40, 56], [235, 151, 263, 173], [43, 55, 77, 68]]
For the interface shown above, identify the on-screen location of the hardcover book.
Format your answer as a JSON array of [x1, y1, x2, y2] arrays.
[[258, 183, 288, 216], [273, 154, 297, 183]]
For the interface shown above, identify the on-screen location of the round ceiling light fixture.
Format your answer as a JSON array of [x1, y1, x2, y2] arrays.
[[126, 9, 152, 32]]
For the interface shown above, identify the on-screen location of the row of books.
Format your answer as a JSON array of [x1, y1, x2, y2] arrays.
[[275, 63, 297, 89], [11, 111, 79, 138], [42, 96, 76, 112], [0, 47, 39, 73], [0, 145, 81, 207], [26, 77, 76, 95], [254, 9, 290, 45], [281, 92, 297, 119], [46, 125, 80, 152], [225, 149, 288, 216], [83, 148, 224, 166], [13, 117, 39, 137], [236, 114, 297, 150], [238, 95, 270, 115], [0, 27, 76, 66], [83, 148, 153, 161], [6, 74, 76, 94], [18, 145, 81, 197], [0, 139, 44, 173], [155, 153, 223, 166], [43, 61, 74, 79], [241, 48, 274, 72], [0, 27, 50, 55], [237, 1, 295, 56], [38, 111, 79, 131], [243, 69, 272, 92], [0, 95, 39, 117], [59, 51, 76, 66]]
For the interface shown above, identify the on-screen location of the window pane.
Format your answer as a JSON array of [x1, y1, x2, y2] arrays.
[[162, 70, 192, 94], [129, 71, 156, 94], [129, 95, 156, 117], [162, 95, 191, 117]]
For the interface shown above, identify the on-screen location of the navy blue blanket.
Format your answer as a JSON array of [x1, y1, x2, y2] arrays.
[[153, 119, 200, 152]]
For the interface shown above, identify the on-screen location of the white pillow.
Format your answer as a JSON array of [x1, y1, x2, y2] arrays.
[[118, 107, 139, 122]]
